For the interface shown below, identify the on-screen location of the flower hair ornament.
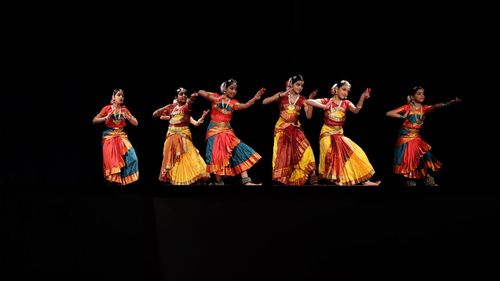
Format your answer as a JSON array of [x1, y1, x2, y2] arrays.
[[339, 80, 351, 88], [176, 87, 187, 95], [220, 79, 238, 93], [220, 81, 227, 93]]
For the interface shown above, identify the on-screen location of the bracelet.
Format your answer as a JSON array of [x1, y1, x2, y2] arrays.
[[399, 114, 405, 119]]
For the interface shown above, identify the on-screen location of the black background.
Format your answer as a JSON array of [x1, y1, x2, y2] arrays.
[[2, 2, 497, 280], [2, 1, 489, 187]]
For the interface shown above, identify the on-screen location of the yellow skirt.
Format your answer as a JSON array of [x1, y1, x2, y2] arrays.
[[272, 118, 316, 185], [160, 127, 210, 185], [319, 125, 375, 185]]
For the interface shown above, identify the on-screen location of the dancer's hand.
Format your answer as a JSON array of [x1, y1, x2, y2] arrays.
[[361, 88, 372, 99], [254, 87, 266, 100], [309, 89, 318, 99]]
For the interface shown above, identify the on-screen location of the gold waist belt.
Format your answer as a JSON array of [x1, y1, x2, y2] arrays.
[[212, 121, 229, 128]]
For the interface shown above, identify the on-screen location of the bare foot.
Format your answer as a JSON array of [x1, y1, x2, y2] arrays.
[[424, 175, 438, 186], [363, 180, 381, 186], [244, 182, 262, 186]]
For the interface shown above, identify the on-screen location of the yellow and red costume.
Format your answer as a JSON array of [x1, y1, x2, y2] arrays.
[[271, 94, 316, 185], [158, 103, 210, 185], [318, 98, 375, 185]]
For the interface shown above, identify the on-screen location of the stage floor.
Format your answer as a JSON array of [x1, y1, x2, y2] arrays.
[[3, 185, 499, 280]]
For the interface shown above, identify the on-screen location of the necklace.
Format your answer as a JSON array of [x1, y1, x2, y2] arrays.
[[170, 104, 184, 124], [412, 104, 424, 124], [221, 97, 231, 111], [171, 104, 182, 115], [328, 98, 345, 122], [111, 104, 122, 120], [330, 98, 342, 111], [287, 93, 299, 110]]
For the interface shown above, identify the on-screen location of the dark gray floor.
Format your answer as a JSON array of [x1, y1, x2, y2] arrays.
[[3, 186, 498, 280]]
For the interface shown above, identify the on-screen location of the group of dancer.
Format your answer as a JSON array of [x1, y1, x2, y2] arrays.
[[92, 76, 461, 187]]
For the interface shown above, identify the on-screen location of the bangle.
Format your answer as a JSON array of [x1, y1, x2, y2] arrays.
[[399, 114, 405, 119]]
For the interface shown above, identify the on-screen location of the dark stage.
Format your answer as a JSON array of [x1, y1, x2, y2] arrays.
[[3, 187, 499, 280]]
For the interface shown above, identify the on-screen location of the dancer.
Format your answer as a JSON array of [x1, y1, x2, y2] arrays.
[[92, 88, 139, 185], [307, 80, 380, 186], [152, 87, 210, 185], [262, 74, 318, 185], [386, 85, 461, 186], [197, 78, 265, 185]]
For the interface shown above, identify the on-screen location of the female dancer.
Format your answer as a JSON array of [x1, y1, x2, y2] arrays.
[[197, 78, 265, 185], [262, 74, 318, 185], [386, 86, 461, 186], [92, 88, 139, 185], [152, 87, 210, 185], [307, 80, 380, 186]]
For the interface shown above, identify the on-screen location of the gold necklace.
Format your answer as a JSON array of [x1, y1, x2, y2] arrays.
[[112, 104, 122, 120], [412, 104, 424, 124], [328, 98, 344, 121], [172, 104, 182, 115], [330, 98, 342, 111], [221, 97, 231, 111], [287, 93, 299, 110]]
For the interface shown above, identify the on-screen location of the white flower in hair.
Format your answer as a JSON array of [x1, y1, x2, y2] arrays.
[[340, 80, 351, 88], [220, 82, 226, 93]]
